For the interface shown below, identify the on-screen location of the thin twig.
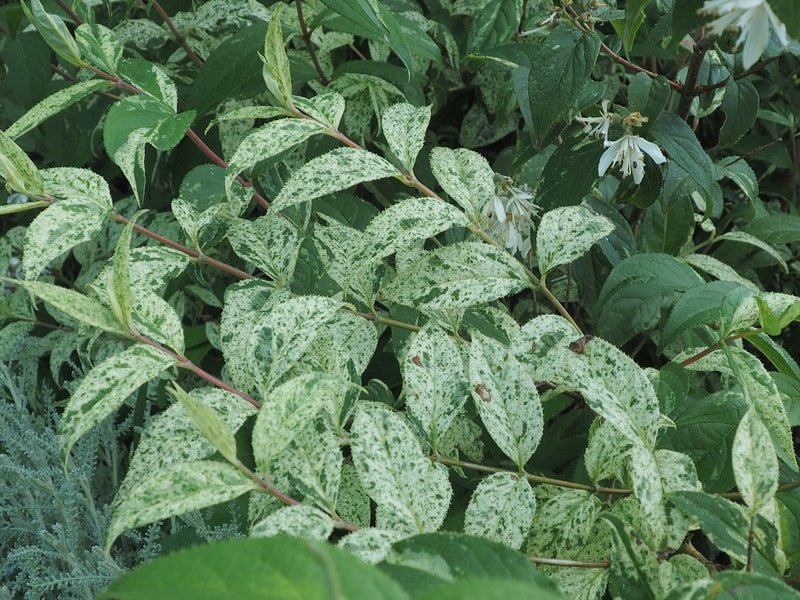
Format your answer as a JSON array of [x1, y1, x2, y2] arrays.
[[143, 0, 204, 68], [529, 556, 609, 568], [54, 0, 82, 24], [677, 33, 712, 120], [695, 56, 780, 94], [679, 330, 758, 367], [50, 64, 122, 100], [295, 0, 329, 84]]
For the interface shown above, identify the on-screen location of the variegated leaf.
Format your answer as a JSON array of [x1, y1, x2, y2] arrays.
[[732, 409, 779, 514], [382, 103, 431, 172], [170, 384, 238, 463], [261, 4, 293, 109], [227, 215, 301, 285], [0, 129, 45, 197], [464, 472, 536, 550], [337, 529, 407, 564], [536, 206, 614, 275], [251, 504, 334, 541], [429, 146, 494, 219]]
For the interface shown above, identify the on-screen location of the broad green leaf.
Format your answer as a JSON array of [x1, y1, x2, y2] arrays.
[[0, 129, 45, 196], [382, 241, 529, 311], [106, 461, 258, 553], [378, 532, 559, 598], [251, 504, 334, 541], [361, 197, 468, 262], [732, 409, 779, 514], [224, 118, 327, 201], [719, 156, 759, 206], [683, 253, 760, 292], [261, 4, 293, 109], [416, 579, 562, 600], [628, 73, 671, 128], [113, 388, 256, 510], [382, 103, 431, 172], [638, 195, 695, 255], [537, 139, 605, 211], [272, 148, 400, 212], [22, 198, 107, 279], [351, 402, 451, 534], [770, 0, 800, 38], [169, 384, 238, 464], [536, 206, 614, 274], [429, 147, 494, 219], [528, 26, 600, 138], [20, 0, 83, 65], [60, 344, 174, 461], [9, 279, 125, 335], [227, 215, 301, 285], [75, 23, 122, 73], [39, 167, 113, 210], [595, 253, 703, 345], [6, 80, 110, 140], [252, 373, 347, 472], [614, 0, 653, 52], [745, 214, 800, 245], [464, 473, 535, 550], [651, 112, 717, 204], [719, 78, 759, 148], [469, 332, 543, 469], [717, 230, 788, 273], [402, 325, 469, 452], [100, 536, 408, 599], [466, 0, 523, 54]]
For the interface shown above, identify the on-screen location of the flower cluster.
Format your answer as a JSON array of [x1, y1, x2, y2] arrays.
[[700, 0, 789, 68], [482, 175, 538, 257]]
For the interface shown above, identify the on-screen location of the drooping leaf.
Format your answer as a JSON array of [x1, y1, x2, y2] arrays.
[[732, 409, 779, 514], [382, 103, 431, 173]]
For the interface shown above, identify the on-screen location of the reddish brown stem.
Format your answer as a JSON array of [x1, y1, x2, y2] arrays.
[[54, 0, 82, 24], [146, 0, 204, 68], [295, 0, 329, 85]]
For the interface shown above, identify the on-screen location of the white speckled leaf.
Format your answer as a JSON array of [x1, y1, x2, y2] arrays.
[[464, 472, 535, 550], [22, 199, 107, 279], [75, 23, 123, 73], [336, 464, 371, 528], [261, 4, 293, 108], [114, 388, 256, 510], [402, 325, 469, 451], [39, 167, 112, 209], [528, 489, 603, 557], [278, 415, 343, 513], [224, 118, 326, 200], [60, 344, 174, 461], [338, 529, 407, 564], [536, 206, 614, 275], [382, 103, 431, 171], [351, 402, 452, 534], [106, 460, 258, 552], [0, 129, 44, 196], [170, 384, 238, 463], [252, 373, 347, 473], [6, 81, 110, 140], [382, 241, 529, 311], [293, 92, 346, 129], [629, 442, 667, 542], [131, 289, 185, 353], [12, 279, 124, 334], [207, 105, 289, 132], [361, 197, 468, 262], [584, 420, 632, 485], [271, 147, 399, 212], [732, 409, 779, 514], [429, 146, 494, 218], [469, 332, 543, 469], [108, 213, 139, 329], [250, 504, 334, 541], [314, 219, 379, 305], [227, 214, 301, 285], [112, 128, 149, 205]]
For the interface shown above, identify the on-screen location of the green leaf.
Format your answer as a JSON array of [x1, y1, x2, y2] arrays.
[[671, 0, 705, 49], [464, 473, 535, 550], [108, 212, 142, 331], [22, 200, 106, 280], [378, 532, 559, 599], [615, 0, 654, 53], [261, 4, 293, 109], [429, 147, 494, 219], [595, 253, 703, 345], [628, 73, 671, 126], [719, 78, 759, 148], [716, 230, 788, 273], [113, 388, 255, 511], [361, 197, 468, 262], [60, 344, 174, 461], [100, 536, 408, 599], [351, 402, 451, 534], [272, 148, 400, 212], [470, 332, 543, 469], [536, 206, 614, 275], [770, 0, 800, 39], [651, 112, 717, 205], [6, 80, 110, 140], [20, 0, 83, 65], [8, 279, 123, 334], [537, 139, 605, 211], [106, 461, 258, 553], [402, 325, 469, 452], [252, 373, 347, 472], [117, 58, 177, 109], [466, 0, 523, 54], [169, 384, 238, 464], [683, 253, 760, 292], [75, 23, 122, 74], [0, 128, 45, 196], [224, 118, 327, 200], [669, 491, 777, 573], [227, 215, 301, 285], [251, 504, 334, 541], [732, 409, 779, 514], [638, 194, 695, 255], [0, 200, 48, 215], [527, 25, 601, 138], [382, 241, 529, 311], [382, 103, 431, 173]]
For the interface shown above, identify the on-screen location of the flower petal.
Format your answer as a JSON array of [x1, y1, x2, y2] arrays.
[[636, 138, 667, 164]]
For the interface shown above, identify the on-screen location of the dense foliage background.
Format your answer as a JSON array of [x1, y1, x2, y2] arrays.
[[2, 0, 800, 598]]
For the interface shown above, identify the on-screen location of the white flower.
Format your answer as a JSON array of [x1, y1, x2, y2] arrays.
[[482, 175, 537, 256], [598, 135, 667, 184], [578, 100, 613, 142], [701, 0, 789, 68]]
